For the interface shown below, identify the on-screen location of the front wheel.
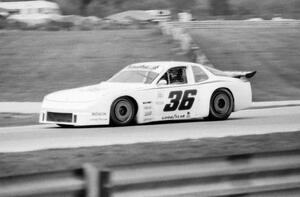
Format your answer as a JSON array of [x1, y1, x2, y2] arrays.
[[110, 97, 136, 126], [205, 89, 234, 121]]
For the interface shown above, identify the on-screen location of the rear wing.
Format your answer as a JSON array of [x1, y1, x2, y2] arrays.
[[224, 71, 257, 79]]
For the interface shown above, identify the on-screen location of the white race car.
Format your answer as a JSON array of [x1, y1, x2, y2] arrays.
[[40, 61, 256, 127]]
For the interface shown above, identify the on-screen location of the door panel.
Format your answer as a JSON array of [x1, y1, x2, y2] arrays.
[[154, 85, 199, 121]]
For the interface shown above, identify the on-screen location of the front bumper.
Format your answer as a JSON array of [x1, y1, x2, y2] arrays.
[[39, 110, 109, 126], [39, 98, 111, 126]]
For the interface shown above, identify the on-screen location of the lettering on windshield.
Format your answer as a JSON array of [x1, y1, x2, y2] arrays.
[[127, 64, 160, 70]]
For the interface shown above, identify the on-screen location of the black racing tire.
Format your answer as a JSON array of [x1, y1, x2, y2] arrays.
[[110, 97, 136, 126], [57, 124, 74, 128], [205, 89, 234, 121]]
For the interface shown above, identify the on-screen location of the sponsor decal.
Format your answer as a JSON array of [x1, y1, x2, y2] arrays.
[[92, 112, 106, 116], [187, 112, 191, 118], [90, 118, 108, 121], [155, 101, 164, 105], [162, 114, 186, 120], [143, 101, 152, 104], [157, 92, 164, 98], [144, 111, 152, 116], [143, 118, 153, 122], [143, 106, 152, 110]]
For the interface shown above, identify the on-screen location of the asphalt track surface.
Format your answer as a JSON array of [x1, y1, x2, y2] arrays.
[[0, 106, 299, 153]]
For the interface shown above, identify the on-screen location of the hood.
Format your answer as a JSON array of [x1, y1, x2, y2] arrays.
[[45, 82, 147, 102]]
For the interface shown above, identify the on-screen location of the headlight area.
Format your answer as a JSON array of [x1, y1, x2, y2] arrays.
[[39, 111, 109, 126]]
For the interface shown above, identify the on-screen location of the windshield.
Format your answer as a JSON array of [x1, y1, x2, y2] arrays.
[[108, 70, 159, 84]]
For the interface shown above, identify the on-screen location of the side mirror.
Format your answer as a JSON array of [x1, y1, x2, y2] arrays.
[[157, 79, 167, 86]]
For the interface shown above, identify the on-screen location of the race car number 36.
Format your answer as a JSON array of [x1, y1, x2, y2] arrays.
[[163, 89, 197, 111]]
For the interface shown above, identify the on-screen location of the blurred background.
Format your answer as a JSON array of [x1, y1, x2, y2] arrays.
[[30, 0, 300, 19]]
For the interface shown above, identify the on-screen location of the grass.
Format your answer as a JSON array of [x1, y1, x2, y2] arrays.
[[189, 26, 300, 101], [1, 27, 299, 102], [0, 29, 187, 101], [0, 131, 300, 177]]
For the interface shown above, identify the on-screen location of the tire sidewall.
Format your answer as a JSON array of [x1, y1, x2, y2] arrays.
[[209, 89, 233, 120], [110, 97, 136, 126]]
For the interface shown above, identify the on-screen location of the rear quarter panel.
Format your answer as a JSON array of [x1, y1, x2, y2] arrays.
[[211, 78, 252, 111], [228, 79, 252, 111], [193, 78, 252, 114]]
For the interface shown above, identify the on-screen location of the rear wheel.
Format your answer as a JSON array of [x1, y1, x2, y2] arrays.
[[205, 89, 234, 121], [110, 97, 136, 126]]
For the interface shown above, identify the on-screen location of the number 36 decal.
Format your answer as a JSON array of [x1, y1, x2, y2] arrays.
[[163, 89, 197, 112]]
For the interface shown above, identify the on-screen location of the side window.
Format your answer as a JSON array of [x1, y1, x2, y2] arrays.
[[192, 66, 208, 83], [169, 67, 187, 84], [159, 72, 169, 84], [158, 67, 187, 85]]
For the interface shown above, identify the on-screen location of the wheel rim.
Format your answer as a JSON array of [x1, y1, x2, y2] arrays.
[[213, 93, 230, 115], [114, 100, 133, 123]]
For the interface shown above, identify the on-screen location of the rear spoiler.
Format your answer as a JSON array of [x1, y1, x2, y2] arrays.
[[224, 71, 257, 79]]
